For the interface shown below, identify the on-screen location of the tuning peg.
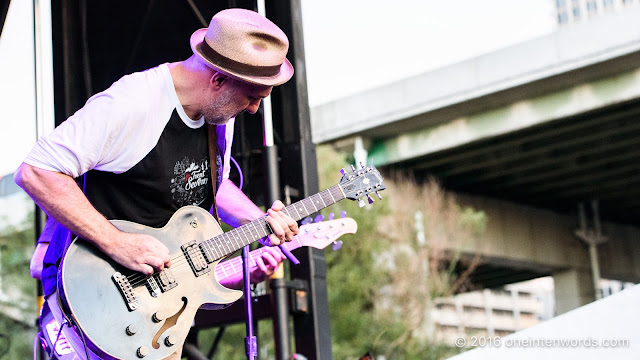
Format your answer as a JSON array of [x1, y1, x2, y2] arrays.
[[301, 217, 312, 225], [358, 198, 366, 208], [340, 210, 347, 218], [375, 191, 383, 200], [328, 212, 335, 220], [367, 195, 374, 204], [340, 168, 346, 176], [350, 164, 356, 172], [332, 240, 343, 251], [314, 215, 324, 223]]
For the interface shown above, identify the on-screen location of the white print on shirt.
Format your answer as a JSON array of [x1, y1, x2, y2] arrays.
[[171, 157, 210, 207]]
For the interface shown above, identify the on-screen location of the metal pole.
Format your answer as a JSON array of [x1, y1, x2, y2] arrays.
[[590, 200, 603, 300], [256, 2, 293, 358], [242, 246, 257, 360], [33, 1, 55, 357], [576, 202, 603, 301]]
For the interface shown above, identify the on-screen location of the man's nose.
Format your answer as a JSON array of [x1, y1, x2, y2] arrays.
[[246, 99, 262, 114]]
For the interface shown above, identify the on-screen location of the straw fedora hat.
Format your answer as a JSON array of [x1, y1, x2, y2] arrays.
[[190, 8, 294, 86]]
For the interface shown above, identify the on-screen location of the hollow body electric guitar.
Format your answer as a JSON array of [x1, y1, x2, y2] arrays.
[[57, 165, 383, 359], [40, 217, 356, 359]]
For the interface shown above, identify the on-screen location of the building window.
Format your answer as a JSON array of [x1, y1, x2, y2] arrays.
[[587, 0, 598, 15], [573, 6, 581, 19]]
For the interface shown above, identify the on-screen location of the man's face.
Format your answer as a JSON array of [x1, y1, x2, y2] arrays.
[[203, 78, 273, 125]]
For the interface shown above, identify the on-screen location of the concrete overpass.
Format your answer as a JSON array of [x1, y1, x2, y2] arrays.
[[310, 8, 640, 314]]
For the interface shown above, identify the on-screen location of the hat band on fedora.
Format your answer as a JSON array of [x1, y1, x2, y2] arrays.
[[198, 41, 282, 78]]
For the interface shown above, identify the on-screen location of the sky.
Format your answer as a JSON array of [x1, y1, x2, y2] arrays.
[[0, 0, 556, 176]]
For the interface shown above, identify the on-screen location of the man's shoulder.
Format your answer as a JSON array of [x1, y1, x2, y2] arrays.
[[86, 64, 171, 110], [109, 64, 168, 95]]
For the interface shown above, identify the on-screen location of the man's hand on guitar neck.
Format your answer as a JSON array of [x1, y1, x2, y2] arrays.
[[216, 180, 299, 245], [264, 200, 299, 246]]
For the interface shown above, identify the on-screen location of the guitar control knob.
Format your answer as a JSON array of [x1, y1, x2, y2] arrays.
[[136, 346, 149, 358], [152, 311, 164, 323], [126, 324, 138, 336], [165, 335, 178, 347]]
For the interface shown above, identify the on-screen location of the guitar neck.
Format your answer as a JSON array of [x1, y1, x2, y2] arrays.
[[214, 237, 304, 279], [200, 185, 345, 262]]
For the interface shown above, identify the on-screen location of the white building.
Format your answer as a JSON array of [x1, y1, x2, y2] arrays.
[[554, 0, 639, 25]]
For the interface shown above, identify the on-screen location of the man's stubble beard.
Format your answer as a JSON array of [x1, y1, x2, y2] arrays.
[[203, 89, 238, 125]]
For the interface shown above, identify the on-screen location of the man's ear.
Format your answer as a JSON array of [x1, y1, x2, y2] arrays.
[[210, 72, 228, 90]]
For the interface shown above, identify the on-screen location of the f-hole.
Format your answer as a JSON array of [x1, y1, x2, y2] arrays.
[[152, 297, 188, 349]]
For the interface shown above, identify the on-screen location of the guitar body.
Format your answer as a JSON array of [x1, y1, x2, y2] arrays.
[[57, 206, 242, 360]]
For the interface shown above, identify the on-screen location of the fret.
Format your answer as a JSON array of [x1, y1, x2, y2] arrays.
[[253, 219, 269, 239], [308, 195, 319, 212], [223, 260, 237, 276], [219, 234, 232, 254], [246, 222, 259, 241], [219, 262, 228, 278], [218, 237, 228, 255], [252, 221, 262, 239], [238, 224, 252, 248], [297, 202, 307, 218], [301, 198, 311, 215], [289, 205, 301, 220], [230, 231, 243, 250], [209, 241, 221, 260], [325, 188, 336, 204], [318, 192, 327, 207]]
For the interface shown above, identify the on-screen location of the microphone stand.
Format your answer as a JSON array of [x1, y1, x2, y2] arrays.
[[242, 245, 257, 360]]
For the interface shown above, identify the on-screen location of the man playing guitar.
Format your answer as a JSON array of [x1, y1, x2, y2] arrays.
[[17, 8, 298, 359]]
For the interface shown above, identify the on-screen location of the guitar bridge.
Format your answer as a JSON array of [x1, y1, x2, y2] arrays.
[[181, 241, 211, 277], [112, 272, 138, 311]]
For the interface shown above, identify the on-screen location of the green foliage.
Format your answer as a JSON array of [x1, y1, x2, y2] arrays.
[[316, 145, 391, 359], [0, 211, 38, 359], [316, 145, 486, 359]]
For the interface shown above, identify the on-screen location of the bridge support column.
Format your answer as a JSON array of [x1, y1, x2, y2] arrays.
[[552, 268, 597, 315]]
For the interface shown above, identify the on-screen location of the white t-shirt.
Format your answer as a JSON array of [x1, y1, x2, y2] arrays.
[[24, 63, 234, 181]]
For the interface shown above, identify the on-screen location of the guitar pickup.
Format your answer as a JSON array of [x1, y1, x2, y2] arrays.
[[181, 241, 211, 277], [154, 269, 178, 292], [112, 272, 138, 311], [145, 276, 161, 297]]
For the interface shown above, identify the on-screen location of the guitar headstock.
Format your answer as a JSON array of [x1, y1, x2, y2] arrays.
[[295, 218, 357, 250], [339, 164, 386, 207]]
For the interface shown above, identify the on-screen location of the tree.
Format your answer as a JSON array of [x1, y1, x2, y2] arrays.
[[316, 145, 486, 360], [0, 210, 38, 359]]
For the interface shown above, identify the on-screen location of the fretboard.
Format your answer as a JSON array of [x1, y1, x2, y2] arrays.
[[199, 184, 344, 262]]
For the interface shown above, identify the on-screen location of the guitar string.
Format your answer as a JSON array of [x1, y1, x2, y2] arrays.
[[123, 235, 284, 286], [123, 230, 315, 287], [123, 233, 284, 286], [120, 185, 349, 287], [124, 228, 329, 289], [123, 216, 343, 286], [124, 248, 263, 287]]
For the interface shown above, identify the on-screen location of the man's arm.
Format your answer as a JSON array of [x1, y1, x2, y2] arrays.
[[216, 179, 298, 245], [14, 163, 171, 275]]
